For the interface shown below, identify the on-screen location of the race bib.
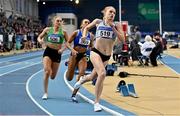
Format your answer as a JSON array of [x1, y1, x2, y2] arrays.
[[98, 30, 114, 38], [79, 38, 90, 45], [48, 36, 60, 43]]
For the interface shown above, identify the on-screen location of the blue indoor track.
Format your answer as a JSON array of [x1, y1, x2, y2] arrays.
[[0, 50, 179, 115], [0, 50, 135, 115]]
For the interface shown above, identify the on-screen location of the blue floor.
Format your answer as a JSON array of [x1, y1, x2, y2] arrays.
[[0, 50, 135, 115], [161, 55, 180, 74], [0, 50, 179, 115]]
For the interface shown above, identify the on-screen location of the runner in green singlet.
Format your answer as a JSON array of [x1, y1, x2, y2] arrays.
[[37, 15, 68, 100]]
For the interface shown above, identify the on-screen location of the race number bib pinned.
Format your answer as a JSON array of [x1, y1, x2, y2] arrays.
[[79, 38, 90, 45], [48, 34, 60, 43], [96, 26, 114, 39], [99, 30, 113, 38]]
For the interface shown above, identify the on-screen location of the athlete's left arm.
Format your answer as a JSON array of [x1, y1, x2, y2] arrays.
[[111, 22, 125, 42], [58, 30, 68, 54]]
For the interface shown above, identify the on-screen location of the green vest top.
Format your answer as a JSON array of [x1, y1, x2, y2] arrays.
[[46, 27, 65, 44]]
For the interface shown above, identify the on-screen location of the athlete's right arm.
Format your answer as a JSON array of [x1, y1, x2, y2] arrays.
[[66, 30, 78, 55], [37, 27, 49, 44], [67, 30, 78, 44], [82, 19, 101, 39]]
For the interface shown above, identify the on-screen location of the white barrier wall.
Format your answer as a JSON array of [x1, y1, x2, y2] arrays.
[[8, 34, 13, 42], [0, 35, 3, 42]]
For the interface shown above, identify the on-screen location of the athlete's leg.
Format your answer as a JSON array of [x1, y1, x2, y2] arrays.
[[66, 55, 77, 81], [84, 69, 98, 82], [42, 56, 52, 99], [90, 51, 107, 104], [51, 62, 60, 79], [77, 57, 87, 81], [71, 57, 87, 98]]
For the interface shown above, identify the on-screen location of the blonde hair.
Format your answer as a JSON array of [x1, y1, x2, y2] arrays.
[[101, 6, 116, 16], [52, 15, 59, 23], [47, 14, 57, 26], [49, 15, 64, 28]]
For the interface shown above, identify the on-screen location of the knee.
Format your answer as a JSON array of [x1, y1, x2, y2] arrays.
[[98, 69, 106, 79], [44, 69, 52, 76], [66, 72, 73, 81]]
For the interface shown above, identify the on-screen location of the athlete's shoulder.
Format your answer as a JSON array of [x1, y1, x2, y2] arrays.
[[93, 19, 102, 23], [44, 27, 50, 31], [42, 27, 50, 34], [75, 29, 80, 33], [73, 29, 80, 36]]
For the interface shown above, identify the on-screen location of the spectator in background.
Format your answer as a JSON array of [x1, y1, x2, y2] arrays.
[[150, 32, 163, 66], [134, 26, 141, 43], [129, 26, 142, 62], [113, 40, 123, 62], [162, 32, 168, 50], [0, 11, 44, 52], [29, 29, 35, 48], [129, 38, 141, 62], [139, 35, 155, 66], [0, 39, 3, 52]]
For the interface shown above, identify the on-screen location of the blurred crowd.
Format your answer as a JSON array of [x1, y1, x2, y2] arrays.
[[113, 26, 171, 67], [0, 11, 45, 53]]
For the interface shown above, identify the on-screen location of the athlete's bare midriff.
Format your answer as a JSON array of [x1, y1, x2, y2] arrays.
[[74, 46, 87, 53], [46, 42, 62, 50], [94, 37, 114, 56]]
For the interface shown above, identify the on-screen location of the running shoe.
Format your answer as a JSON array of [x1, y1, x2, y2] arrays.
[[94, 103, 102, 112], [71, 96, 78, 103], [42, 93, 48, 100], [74, 75, 86, 89]]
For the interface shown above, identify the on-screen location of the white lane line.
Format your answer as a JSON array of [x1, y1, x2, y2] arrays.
[[26, 53, 123, 115], [0, 82, 26, 85], [26, 69, 53, 116], [0, 50, 69, 70], [12, 82, 26, 85], [0, 52, 70, 77], [63, 70, 124, 116], [25, 53, 69, 116], [0, 54, 41, 64], [0, 57, 41, 69], [0, 61, 42, 77]]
